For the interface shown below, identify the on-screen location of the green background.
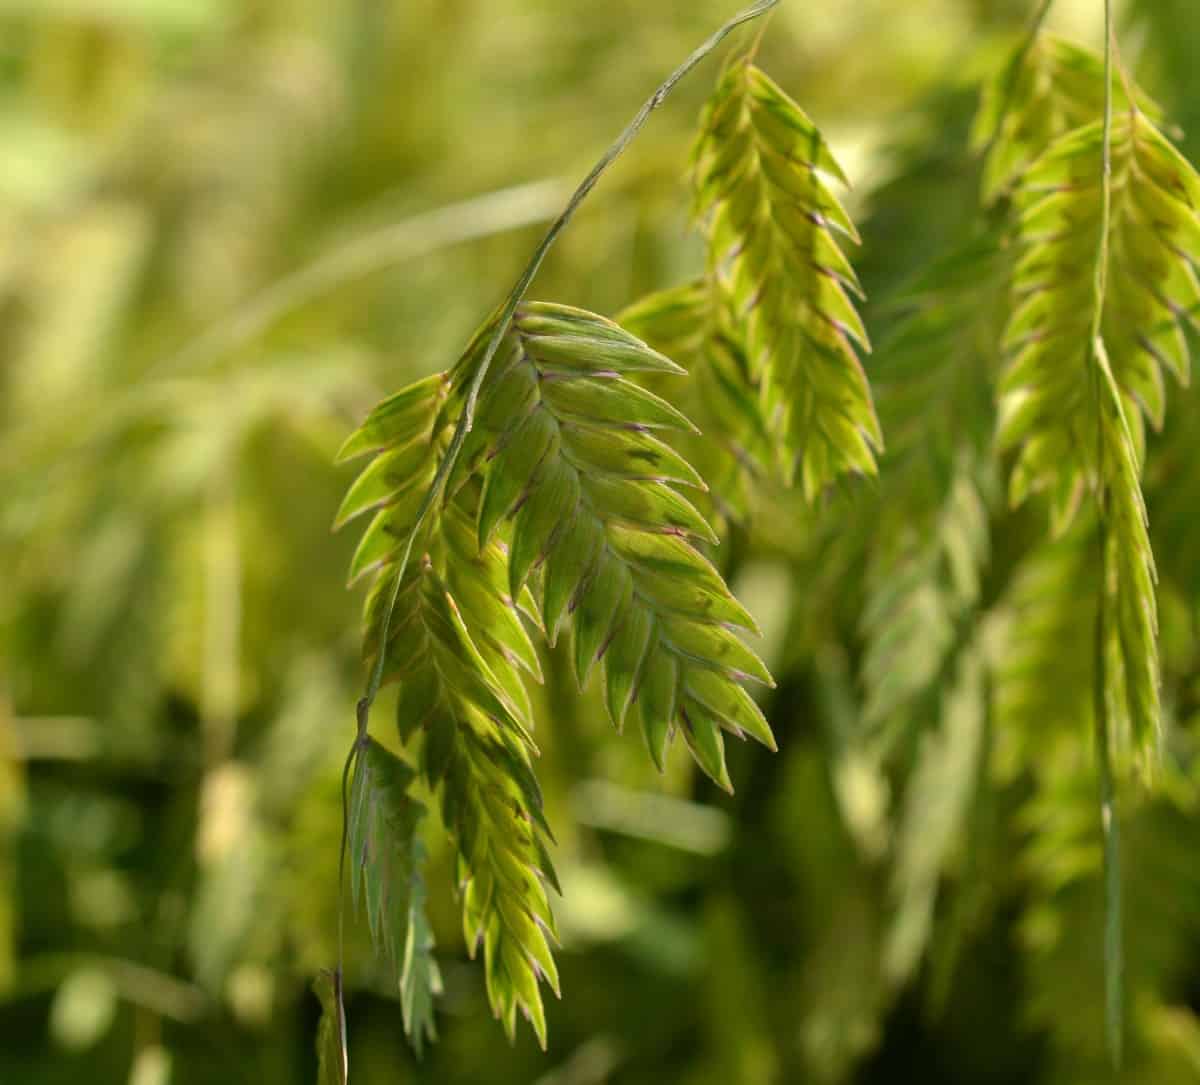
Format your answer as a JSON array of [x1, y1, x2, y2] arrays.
[[3, 1, 1200, 1082]]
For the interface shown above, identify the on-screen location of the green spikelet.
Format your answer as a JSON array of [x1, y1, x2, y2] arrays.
[[1094, 340, 1160, 754], [331, 10, 816, 1051], [996, 105, 1200, 752], [999, 111, 1197, 492], [693, 59, 880, 499], [468, 302, 775, 790], [339, 339, 559, 1046], [972, 33, 1160, 204], [357, 508, 559, 1049], [337, 294, 775, 1041]]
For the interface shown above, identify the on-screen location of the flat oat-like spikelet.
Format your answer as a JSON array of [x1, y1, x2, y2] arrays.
[[997, 106, 1200, 752], [693, 59, 880, 499]]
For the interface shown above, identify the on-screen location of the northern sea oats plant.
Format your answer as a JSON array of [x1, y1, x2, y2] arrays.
[[320, 0, 1200, 1074], [5, 0, 1200, 1082]]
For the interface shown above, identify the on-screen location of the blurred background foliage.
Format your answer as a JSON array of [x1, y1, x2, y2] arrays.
[[3, 0, 1200, 1082]]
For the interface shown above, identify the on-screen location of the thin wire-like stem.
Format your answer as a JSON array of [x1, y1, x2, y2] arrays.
[[335, 740, 357, 976], [1093, 565, 1124, 1070], [1090, 0, 1123, 1068], [331, 2, 782, 1069], [1089, 2, 1114, 350]]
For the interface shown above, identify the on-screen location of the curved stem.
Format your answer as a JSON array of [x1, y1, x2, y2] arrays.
[[333, 1, 783, 1064], [1093, 557, 1123, 1070], [1089, 0, 1114, 349]]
